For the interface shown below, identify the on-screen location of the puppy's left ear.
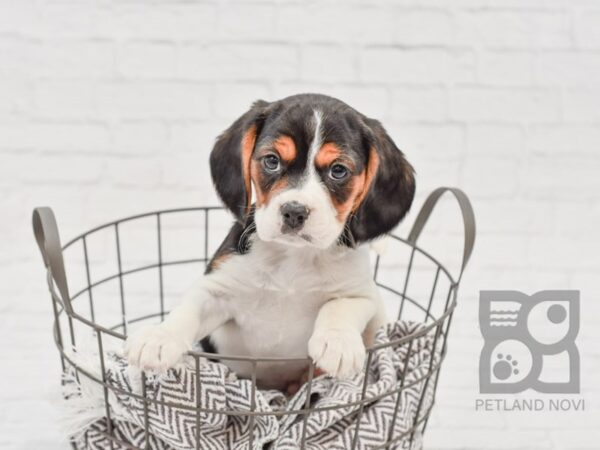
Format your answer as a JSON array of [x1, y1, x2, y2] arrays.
[[210, 100, 269, 222], [348, 118, 415, 244]]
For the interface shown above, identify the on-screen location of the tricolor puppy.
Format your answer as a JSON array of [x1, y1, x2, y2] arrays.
[[125, 94, 415, 390]]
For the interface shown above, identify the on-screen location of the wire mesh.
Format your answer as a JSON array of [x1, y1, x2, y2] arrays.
[[35, 192, 472, 450]]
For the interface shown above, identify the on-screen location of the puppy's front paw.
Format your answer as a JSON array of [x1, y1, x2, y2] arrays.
[[124, 325, 189, 372], [308, 328, 366, 379]]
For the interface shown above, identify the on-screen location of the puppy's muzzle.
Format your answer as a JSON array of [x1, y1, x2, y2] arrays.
[[281, 201, 309, 233]]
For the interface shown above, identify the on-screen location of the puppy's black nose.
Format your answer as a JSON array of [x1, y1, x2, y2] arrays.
[[281, 201, 309, 231]]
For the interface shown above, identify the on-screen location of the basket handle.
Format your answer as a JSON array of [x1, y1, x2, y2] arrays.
[[32, 207, 73, 314], [407, 187, 476, 283]]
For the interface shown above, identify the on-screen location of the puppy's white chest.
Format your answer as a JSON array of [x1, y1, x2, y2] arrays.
[[220, 251, 332, 352], [206, 241, 375, 387]]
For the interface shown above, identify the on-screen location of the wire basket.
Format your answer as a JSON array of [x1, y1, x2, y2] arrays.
[[33, 187, 475, 450]]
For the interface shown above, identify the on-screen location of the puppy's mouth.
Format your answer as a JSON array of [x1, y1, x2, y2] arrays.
[[280, 224, 312, 241], [274, 230, 314, 247]]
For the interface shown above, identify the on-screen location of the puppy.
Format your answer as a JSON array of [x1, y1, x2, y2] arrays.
[[125, 94, 415, 390]]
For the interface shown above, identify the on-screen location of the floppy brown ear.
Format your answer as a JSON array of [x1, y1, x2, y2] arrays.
[[348, 118, 415, 243], [210, 100, 269, 222]]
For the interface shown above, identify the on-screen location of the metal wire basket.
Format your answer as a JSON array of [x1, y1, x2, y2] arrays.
[[33, 186, 475, 450]]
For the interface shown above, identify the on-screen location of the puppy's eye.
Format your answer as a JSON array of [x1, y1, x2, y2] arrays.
[[262, 154, 281, 173], [329, 163, 349, 180]]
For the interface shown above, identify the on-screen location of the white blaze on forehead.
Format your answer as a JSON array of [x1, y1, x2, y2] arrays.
[[298, 109, 337, 218], [306, 110, 323, 177]]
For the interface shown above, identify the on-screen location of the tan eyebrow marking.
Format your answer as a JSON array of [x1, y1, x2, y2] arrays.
[[272, 136, 297, 162], [315, 143, 341, 167], [314, 143, 356, 170]]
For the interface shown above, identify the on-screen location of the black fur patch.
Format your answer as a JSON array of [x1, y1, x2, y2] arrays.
[[199, 336, 218, 355], [205, 213, 255, 275]]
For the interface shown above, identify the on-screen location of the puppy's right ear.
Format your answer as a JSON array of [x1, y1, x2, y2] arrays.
[[210, 100, 269, 222]]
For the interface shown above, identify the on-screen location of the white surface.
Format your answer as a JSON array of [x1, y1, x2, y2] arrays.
[[1, 1, 599, 449]]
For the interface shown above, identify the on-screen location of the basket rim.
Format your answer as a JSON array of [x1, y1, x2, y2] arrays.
[[49, 205, 459, 365], [62, 205, 457, 286]]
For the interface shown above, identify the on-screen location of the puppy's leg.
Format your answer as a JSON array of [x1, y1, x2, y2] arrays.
[[362, 292, 387, 346], [308, 297, 376, 379], [125, 279, 230, 372]]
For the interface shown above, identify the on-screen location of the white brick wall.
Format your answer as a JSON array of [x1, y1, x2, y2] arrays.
[[1, 1, 599, 449]]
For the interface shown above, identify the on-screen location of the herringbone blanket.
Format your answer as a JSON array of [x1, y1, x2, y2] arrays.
[[67, 321, 437, 450]]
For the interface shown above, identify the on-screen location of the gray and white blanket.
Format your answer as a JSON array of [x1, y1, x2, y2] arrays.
[[68, 321, 437, 450]]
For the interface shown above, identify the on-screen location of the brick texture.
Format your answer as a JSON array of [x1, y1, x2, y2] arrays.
[[1, 1, 599, 449]]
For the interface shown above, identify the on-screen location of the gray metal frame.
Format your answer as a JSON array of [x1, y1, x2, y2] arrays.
[[33, 187, 475, 450]]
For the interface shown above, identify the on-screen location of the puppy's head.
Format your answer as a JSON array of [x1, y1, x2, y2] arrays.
[[210, 94, 415, 249]]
